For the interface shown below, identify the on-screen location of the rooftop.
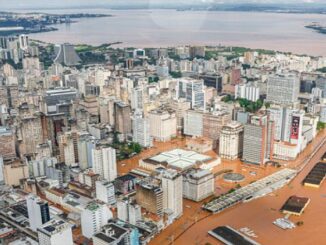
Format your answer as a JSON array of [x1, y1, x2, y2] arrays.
[[144, 148, 212, 171]]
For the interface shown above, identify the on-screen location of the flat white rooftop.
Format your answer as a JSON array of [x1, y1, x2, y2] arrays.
[[149, 148, 212, 170]]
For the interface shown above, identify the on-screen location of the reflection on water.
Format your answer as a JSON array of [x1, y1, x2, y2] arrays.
[[26, 9, 326, 56]]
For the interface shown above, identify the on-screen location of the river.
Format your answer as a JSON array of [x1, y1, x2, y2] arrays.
[[23, 9, 326, 56]]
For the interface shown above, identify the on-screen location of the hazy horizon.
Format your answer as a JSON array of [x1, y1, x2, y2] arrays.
[[1, 0, 326, 10]]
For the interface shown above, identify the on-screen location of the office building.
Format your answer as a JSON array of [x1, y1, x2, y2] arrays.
[[37, 219, 73, 245], [235, 83, 260, 102], [162, 169, 183, 219], [132, 111, 152, 148], [93, 222, 133, 245], [148, 108, 177, 142], [266, 74, 300, 105], [92, 146, 117, 182], [219, 121, 244, 160], [19, 34, 29, 50], [176, 78, 206, 110], [135, 178, 163, 216], [81, 201, 112, 238], [203, 111, 231, 143], [117, 198, 142, 226], [242, 114, 274, 165], [184, 110, 203, 137], [27, 195, 51, 232], [96, 180, 116, 205], [0, 127, 16, 160], [183, 169, 214, 202], [114, 101, 132, 135]]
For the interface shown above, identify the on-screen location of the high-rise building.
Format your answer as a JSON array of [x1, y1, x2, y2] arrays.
[[182, 169, 214, 202], [37, 219, 73, 245], [117, 198, 142, 226], [184, 110, 203, 137], [135, 178, 163, 216], [315, 77, 326, 98], [93, 221, 134, 245], [266, 74, 300, 105], [148, 108, 177, 142], [57, 132, 76, 166], [3, 159, 29, 186], [27, 195, 51, 232], [92, 146, 117, 182], [114, 101, 132, 134], [235, 83, 260, 102], [242, 114, 274, 165], [96, 180, 116, 205], [81, 201, 112, 238], [203, 111, 231, 143], [19, 34, 29, 50], [176, 78, 206, 110], [131, 87, 144, 110], [18, 113, 43, 157], [219, 121, 244, 160], [170, 99, 191, 133], [43, 88, 77, 116], [132, 111, 152, 148], [162, 169, 183, 219], [0, 127, 16, 160]]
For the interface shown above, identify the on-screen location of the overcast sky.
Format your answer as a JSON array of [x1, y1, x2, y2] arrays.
[[1, 0, 326, 10]]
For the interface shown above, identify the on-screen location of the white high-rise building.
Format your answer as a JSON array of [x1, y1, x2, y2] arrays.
[[148, 108, 177, 142], [96, 180, 116, 205], [235, 83, 260, 102], [117, 198, 142, 226], [26, 195, 51, 232], [92, 146, 117, 181], [184, 110, 204, 137], [176, 78, 206, 110], [266, 74, 300, 105], [38, 219, 73, 245], [162, 169, 183, 219], [219, 121, 244, 160], [131, 87, 144, 110], [19, 34, 29, 50], [81, 201, 112, 238], [132, 111, 152, 148]]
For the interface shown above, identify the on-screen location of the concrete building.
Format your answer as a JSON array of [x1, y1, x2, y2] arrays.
[[38, 219, 73, 245], [96, 180, 116, 205], [114, 101, 132, 135], [148, 108, 177, 142], [162, 169, 183, 219], [3, 159, 29, 186], [54, 43, 81, 66], [266, 74, 300, 105], [203, 111, 231, 144], [184, 110, 203, 137], [0, 127, 16, 160], [27, 194, 51, 232], [242, 114, 274, 165], [57, 132, 76, 166], [81, 201, 112, 238], [219, 121, 244, 160], [132, 111, 152, 148], [235, 83, 260, 102], [176, 78, 206, 110], [92, 222, 133, 245], [183, 169, 214, 202], [117, 198, 142, 226], [135, 178, 163, 216], [92, 146, 117, 182], [170, 99, 191, 133]]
